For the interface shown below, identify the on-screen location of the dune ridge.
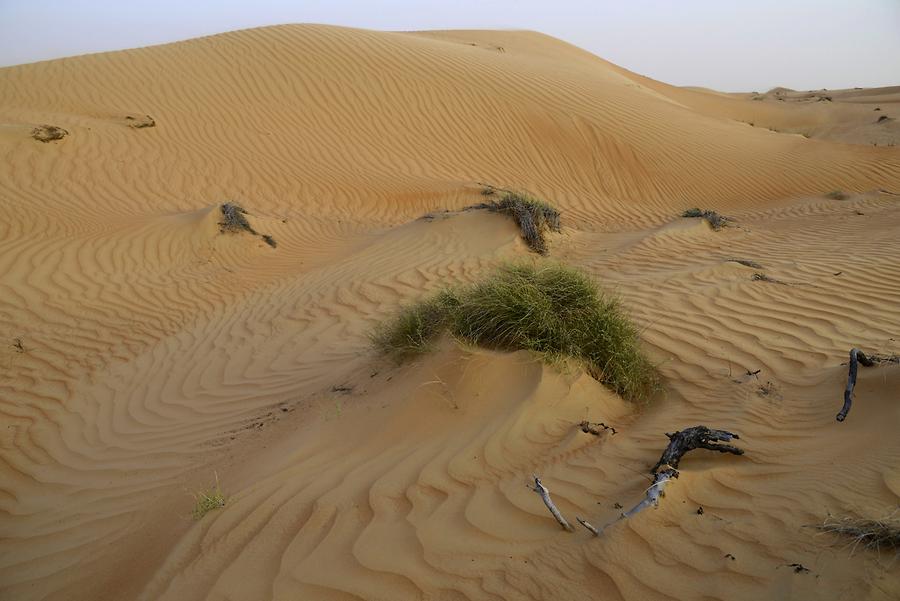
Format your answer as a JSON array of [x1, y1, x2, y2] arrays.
[[1, 24, 898, 601]]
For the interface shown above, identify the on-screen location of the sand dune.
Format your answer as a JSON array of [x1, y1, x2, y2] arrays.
[[1, 24, 898, 601]]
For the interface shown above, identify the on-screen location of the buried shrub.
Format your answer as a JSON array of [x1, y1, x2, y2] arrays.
[[471, 191, 561, 254], [372, 263, 658, 402], [824, 190, 849, 200], [681, 208, 729, 230]]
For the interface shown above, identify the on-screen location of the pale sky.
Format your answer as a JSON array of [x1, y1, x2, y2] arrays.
[[1, 0, 898, 92]]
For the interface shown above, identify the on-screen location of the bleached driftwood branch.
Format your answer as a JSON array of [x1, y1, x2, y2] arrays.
[[530, 476, 574, 532], [836, 348, 875, 422], [575, 516, 600, 536]]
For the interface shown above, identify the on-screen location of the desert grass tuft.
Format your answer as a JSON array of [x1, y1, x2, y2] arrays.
[[818, 510, 900, 555], [471, 192, 561, 254], [681, 208, 729, 230], [824, 190, 849, 200], [372, 263, 658, 402], [371, 290, 461, 358], [191, 472, 226, 520]]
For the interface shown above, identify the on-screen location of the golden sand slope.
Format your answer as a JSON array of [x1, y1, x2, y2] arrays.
[[1, 24, 899, 601]]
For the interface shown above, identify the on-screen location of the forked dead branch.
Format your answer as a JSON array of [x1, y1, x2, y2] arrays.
[[580, 426, 744, 534], [532, 426, 744, 536], [529, 422, 744, 536]]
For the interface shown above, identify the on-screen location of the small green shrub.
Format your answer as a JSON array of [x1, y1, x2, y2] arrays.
[[371, 290, 460, 358], [192, 473, 226, 520], [825, 190, 848, 200], [372, 263, 658, 402]]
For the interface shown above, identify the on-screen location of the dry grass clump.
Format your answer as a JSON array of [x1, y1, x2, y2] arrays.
[[825, 190, 849, 200], [372, 263, 659, 402], [191, 473, 226, 520], [681, 208, 730, 230], [471, 191, 561, 254], [220, 202, 257, 234], [31, 125, 68, 143], [125, 114, 156, 129], [219, 202, 278, 248], [818, 510, 900, 555]]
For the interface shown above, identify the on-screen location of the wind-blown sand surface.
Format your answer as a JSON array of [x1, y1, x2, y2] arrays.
[[1, 24, 899, 601]]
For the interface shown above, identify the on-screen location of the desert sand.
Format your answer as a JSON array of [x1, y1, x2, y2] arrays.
[[1, 24, 899, 601]]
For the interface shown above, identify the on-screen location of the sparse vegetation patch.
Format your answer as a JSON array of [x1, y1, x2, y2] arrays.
[[681, 208, 730, 230], [819, 511, 900, 554], [191, 473, 226, 520], [219, 202, 277, 248], [126, 114, 156, 128], [372, 262, 658, 402], [825, 190, 848, 200], [31, 125, 68, 143], [469, 191, 561, 254], [220, 202, 257, 234]]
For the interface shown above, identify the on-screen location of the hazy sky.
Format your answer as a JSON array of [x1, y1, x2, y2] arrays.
[[1, 0, 898, 91]]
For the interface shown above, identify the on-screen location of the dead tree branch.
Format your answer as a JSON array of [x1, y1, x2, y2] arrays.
[[650, 426, 743, 474], [576, 516, 600, 536], [530, 476, 574, 532], [591, 426, 744, 532], [836, 348, 875, 422]]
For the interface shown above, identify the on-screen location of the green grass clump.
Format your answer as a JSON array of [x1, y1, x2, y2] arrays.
[[370, 290, 460, 359], [372, 263, 658, 402], [191, 473, 226, 520], [824, 190, 849, 200], [681, 208, 729, 230]]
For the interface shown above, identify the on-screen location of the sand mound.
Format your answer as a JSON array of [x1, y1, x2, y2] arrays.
[[1, 24, 899, 601]]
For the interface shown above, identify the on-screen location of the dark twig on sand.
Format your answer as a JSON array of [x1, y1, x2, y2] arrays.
[[837, 348, 875, 422]]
